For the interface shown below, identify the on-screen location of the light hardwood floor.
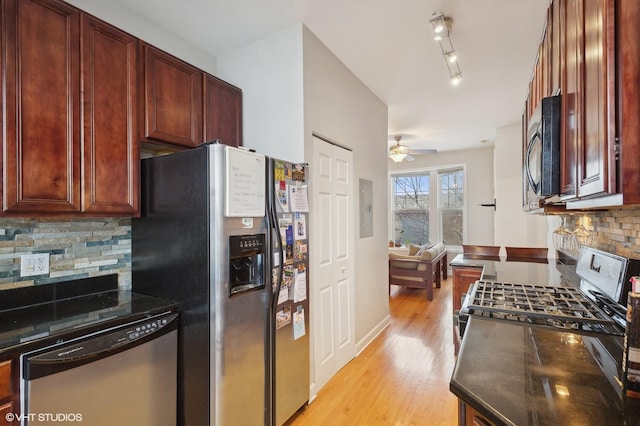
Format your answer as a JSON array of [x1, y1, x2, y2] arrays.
[[290, 277, 459, 425]]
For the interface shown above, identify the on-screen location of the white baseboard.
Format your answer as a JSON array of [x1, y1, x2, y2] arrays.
[[355, 314, 391, 355]]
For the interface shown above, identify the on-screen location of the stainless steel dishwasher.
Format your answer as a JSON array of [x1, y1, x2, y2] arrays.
[[20, 312, 178, 426]]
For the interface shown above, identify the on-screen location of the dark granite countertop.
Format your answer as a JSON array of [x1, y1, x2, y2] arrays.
[[0, 275, 177, 355], [450, 253, 571, 287], [450, 316, 640, 425]]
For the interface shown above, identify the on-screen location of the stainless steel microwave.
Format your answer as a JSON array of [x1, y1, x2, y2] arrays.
[[523, 95, 561, 212]]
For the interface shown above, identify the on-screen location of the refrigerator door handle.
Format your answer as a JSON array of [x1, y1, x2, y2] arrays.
[[266, 167, 283, 426], [269, 205, 283, 310]]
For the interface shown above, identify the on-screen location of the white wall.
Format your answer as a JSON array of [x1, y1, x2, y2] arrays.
[[217, 24, 390, 396], [494, 123, 551, 254], [65, 0, 216, 73], [216, 26, 305, 161], [302, 27, 390, 354], [389, 146, 495, 247]]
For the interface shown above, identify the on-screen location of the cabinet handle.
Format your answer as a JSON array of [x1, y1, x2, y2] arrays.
[[526, 129, 541, 194], [473, 415, 492, 426]]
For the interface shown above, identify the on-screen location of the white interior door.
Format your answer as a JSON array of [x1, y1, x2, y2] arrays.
[[311, 135, 355, 393]]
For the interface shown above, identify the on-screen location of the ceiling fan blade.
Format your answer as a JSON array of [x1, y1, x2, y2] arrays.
[[408, 149, 438, 155]]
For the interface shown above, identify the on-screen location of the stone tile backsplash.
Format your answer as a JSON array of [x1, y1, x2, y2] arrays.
[[0, 208, 636, 293], [563, 208, 640, 259], [0, 218, 131, 291]]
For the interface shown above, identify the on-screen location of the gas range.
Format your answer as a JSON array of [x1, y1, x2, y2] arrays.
[[452, 246, 640, 424], [458, 246, 640, 339]]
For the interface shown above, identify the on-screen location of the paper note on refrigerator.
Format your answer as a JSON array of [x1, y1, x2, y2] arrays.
[[276, 305, 292, 329], [277, 282, 289, 305], [225, 148, 266, 217], [289, 184, 309, 212], [294, 268, 307, 302], [276, 182, 289, 212], [294, 213, 306, 240], [293, 306, 305, 340]]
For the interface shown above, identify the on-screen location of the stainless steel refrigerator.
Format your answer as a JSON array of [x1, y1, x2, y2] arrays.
[[132, 141, 309, 426]]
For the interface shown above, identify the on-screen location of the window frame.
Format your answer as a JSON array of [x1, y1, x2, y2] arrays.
[[438, 168, 465, 247], [389, 164, 467, 250]]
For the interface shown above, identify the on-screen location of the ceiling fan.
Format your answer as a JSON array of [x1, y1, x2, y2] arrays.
[[388, 135, 437, 162]]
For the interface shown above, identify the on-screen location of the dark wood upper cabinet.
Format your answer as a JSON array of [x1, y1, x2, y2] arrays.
[[550, 0, 562, 95], [526, 0, 640, 209], [560, 0, 581, 199], [2, 0, 244, 216], [204, 74, 242, 147], [1, 0, 81, 213], [143, 44, 203, 147], [81, 14, 139, 214], [577, 0, 615, 198], [616, 0, 640, 205], [1, 0, 140, 216], [541, 21, 551, 98]]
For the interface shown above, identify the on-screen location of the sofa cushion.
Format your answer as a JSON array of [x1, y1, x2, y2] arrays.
[[408, 244, 421, 256], [408, 242, 433, 256], [389, 252, 420, 270], [389, 242, 445, 269], [417, 242, 445, 261]]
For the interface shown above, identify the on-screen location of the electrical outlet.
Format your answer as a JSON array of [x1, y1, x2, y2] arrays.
[[20, 253, 50, 277]]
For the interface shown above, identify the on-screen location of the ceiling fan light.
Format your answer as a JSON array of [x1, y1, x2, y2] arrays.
[[389, 152, 408, 163]]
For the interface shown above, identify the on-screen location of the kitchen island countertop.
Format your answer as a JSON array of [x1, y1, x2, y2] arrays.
[[449, 253, 574, 287], [450, 315, 640, 425]]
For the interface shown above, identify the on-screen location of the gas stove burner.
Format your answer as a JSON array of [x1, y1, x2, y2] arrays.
[[457, 247, 640, 339], [548, 319, 580, 330]]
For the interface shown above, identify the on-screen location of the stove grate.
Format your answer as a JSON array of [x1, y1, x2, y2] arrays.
[[467, 281, 615, 325]]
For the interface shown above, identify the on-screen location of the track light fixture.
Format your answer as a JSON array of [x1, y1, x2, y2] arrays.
[[429, 12, 462, 86]]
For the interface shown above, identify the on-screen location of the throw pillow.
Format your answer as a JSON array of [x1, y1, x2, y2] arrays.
[[415, 242, 434, 256]]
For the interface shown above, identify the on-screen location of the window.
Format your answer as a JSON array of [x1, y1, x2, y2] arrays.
[[391, 173, 430, 245], [439, 169, 464, 246], [390, 167, 464, 247]]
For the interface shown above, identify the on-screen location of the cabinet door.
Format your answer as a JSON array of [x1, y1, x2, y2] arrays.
[[0, 360, 10, 401], [560, 0, 581, 199], [0, 402, 14, 426], [1, 0, 81, 213], [452, 266, 482, 314], [541, 12, 552, 98], [577, 0, 615, 198], [143, 45, 203, 147], [81, 15, 139, 215], [204, 74, 242, 147], [617, 0, 640, 205], [0, 360, 14, 426], [550, 0, 561, 95]]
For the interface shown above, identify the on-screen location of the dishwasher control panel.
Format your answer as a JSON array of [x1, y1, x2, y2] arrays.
[[22, 312, 178, 379]]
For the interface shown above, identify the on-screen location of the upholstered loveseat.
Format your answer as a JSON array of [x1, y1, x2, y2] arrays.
[[388, 242, 447, 300]]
